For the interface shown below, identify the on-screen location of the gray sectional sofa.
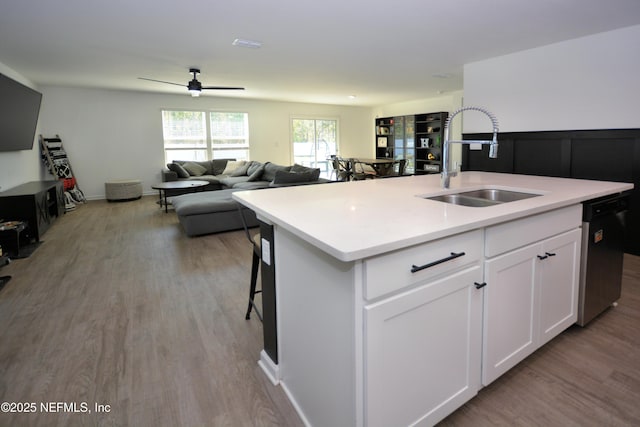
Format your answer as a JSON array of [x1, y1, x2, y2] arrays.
[[163, 159, 329, 191], [163, 159, 332, 236]]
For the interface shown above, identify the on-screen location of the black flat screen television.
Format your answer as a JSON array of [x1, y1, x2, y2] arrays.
[[0, 72, 43, 152]]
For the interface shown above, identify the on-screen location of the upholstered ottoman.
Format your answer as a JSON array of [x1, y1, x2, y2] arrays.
[[171, 189, 259, 236], [105, 179, 143, 201]]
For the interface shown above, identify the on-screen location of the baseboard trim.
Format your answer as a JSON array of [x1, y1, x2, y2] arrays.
[[258, 350, 280, 386]]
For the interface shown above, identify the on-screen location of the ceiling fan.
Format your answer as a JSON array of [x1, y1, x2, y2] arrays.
[[138, 68, 244, 97]]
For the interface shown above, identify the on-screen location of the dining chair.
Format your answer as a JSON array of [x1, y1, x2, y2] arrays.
[[237, 205, 263, 321], [335, 157, 353, 181], [376, 159, 406, 178], [352, 159, 377, 180], [329, 155, 340, 181]]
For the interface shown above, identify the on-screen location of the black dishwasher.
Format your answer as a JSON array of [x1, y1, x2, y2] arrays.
[[577, 193, 629, 326]]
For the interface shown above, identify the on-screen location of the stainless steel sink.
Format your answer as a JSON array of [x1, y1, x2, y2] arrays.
[[427, 194, 502, 207], [424, 188, 541, 207], [457, 189, 540, 203]]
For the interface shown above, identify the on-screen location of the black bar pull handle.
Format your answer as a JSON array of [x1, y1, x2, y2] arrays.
[[474, 282, 487, 289], [411, 251, 465, 273], [537, 254, 548, 260], [545, 252, 556, 257]]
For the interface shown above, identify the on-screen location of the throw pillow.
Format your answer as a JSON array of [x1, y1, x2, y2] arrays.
[[262, 162, 291, 182], [169, 162, 190, 178], [182, 161, 208, 176], [272, 170, 315, 185], [211, 158, 235, 175], [231, 161, 252, 177], [291, 163, 321, 181], [247, 163, 265, 181], [247, 161, 263, 176], [222, 160, 247, 175]]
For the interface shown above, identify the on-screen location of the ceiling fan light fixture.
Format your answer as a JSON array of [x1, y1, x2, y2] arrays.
[[187, 78, 202, 97], [232, 38, 262, 49]]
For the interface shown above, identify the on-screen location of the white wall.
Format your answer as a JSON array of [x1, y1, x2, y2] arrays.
[[0, 62, 46, 192], [371, 91, 464, 120], [37, 86, 373, 199], [464, 25, 640, 133]]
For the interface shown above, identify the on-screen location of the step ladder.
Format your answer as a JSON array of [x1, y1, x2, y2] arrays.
[[40, 135, 86, 211]]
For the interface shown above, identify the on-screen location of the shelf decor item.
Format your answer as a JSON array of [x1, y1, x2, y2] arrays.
[[420, 138, 430, 148], [377, 137, 388, 148]]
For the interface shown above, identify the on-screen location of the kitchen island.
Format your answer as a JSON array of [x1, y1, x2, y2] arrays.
[[233, 172, 633, 426]]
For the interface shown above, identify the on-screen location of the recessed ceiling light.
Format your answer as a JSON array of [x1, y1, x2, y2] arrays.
[[232, 38, 262, 49], [348, 95, 357, 99]]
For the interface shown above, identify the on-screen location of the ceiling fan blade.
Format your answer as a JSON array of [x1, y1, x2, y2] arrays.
[[138, 77, 185, 87], [201, 86, 245, 90]]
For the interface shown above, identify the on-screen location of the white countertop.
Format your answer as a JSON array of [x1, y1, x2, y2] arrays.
[[233, 172, 633, 262]]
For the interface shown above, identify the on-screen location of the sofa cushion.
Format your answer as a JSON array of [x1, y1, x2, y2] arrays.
[[182, 161, 208, 176], [233, 181, 271, 190], [187, 175, 222, 185], [171, 188, 259, 236], [172, 189, 241, 216], [175, 160, 214, 174], [290, 163, 321, 181], [262, 162, 291, 182], [168, 162, 190, 178], [269, 179, 331, 188], [219, 175, 251, 187], [272, 169, 317, 185]]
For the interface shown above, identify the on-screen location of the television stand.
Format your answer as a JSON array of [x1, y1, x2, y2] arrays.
[[0, 181, 65, 242]]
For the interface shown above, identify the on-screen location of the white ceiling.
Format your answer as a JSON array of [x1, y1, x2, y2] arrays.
[[2, 0, 640, 106]]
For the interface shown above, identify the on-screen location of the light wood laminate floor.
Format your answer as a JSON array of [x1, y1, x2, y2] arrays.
[[0, 196, 638, 426]]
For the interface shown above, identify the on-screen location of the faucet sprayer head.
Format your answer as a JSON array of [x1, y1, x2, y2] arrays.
[[489, 125, 499, 158], [489, 140, 498, 158]]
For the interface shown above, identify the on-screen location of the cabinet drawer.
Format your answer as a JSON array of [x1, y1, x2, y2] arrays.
[[364, 229, 482, 300], [485, 205, 581, 258]]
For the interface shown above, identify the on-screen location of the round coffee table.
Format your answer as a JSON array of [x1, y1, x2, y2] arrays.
[[151, 180, 209, 213]]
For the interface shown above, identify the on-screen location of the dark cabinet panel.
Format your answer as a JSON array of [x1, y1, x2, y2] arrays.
[[514, 138, 571, 177], [571, 138, 634, 182], [462, 134, 514, 173]]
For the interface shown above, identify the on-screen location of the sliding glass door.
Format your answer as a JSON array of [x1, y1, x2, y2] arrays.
[[292, 118, 338, 176]]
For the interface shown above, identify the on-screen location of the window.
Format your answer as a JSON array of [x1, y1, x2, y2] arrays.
[[291, 118, 338, 177], [162, 110, 249, 162]]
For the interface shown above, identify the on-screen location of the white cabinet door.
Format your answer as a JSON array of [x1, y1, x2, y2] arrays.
[[482, 243, 540, 386], [364, 265, 483, 427], [483, 228, 582, 386], [538, 229, 581, 345]]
